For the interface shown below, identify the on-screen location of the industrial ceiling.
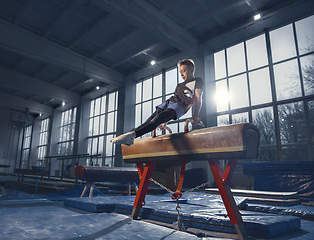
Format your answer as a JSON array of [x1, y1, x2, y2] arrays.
[[0, 0, 313, 120]]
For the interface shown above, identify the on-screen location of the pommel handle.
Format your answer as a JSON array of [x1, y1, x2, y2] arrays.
[[184, 119, 205, 133], [152, 126, 172, 138]]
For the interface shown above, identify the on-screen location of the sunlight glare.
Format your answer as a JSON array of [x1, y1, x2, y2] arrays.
[[215, 90, 229, 106]]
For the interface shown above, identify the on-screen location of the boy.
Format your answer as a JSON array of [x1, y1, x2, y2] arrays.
[[110, 59, 203, 146]]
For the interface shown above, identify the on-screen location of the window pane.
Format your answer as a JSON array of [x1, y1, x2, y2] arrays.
[[69, 110, 73, 124], [143, 78, 152, 101], [179, 121, 185, 133], [107, 112, 115, 133], [142, 101, 152, 124], [153, 74, 162, 98], [115, 92, 118, 110], [308, 101, 314, 141], [217, 114, 229, 126], [214, 50, 226, 79], [87, 138, 92, 155], [88, 119, 93, 136], [104, 157, 112, 167], [70, 141, 74, 155], [215, 79, 229, 112], [108, 92, 115, 112], [227, 42, 246, 76], [101, 96, 106, 114], [99, 115, 105, 135], [92, 138, 98, 155], [72, 108, 77, 123], [166, 68, 177, 95], [274, 59, 301, 101], [41, 120, 45, 132], [71, 124, 75, 140], [257, 147, 277, 161], [167, 123, 178, 134], [38, 147, 42, 160], [98, 136, 104, 155], [62, 126, 67, 141], [249, 67, 272, 105], [60, 126, 63, 141], [252, 107, 276, 145], [106, 135, 113, 156], [270, 24, 296, 63], [278, 102, 307, 144], [43, 132, 48, 145], [23, 149, 29, 161], [135, 104, 141, 128], [23, 137, 29, 148], [26, 126, 31, 136], [229, 74, 249, 109], [64, 111, 69, 125], [153, 98, 162, 109], [93, 116, 99, 136], [232, 112, 248, 124], [61, 112, 65, 126], [295, 15, 314, 55], [300, 53, 314, 96], [63, 126, 68, 141], [94, 98, 101, 116], [136, 82, 142, 103], [246, 34, 268, 70], [282, 146, 309, 161]]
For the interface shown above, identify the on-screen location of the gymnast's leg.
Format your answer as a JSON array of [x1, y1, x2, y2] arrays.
[[110, 108, 176, 146]]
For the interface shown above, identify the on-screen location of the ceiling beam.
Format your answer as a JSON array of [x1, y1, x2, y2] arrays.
[[185, 0, 244, 30], [0, 107, 34, 123], [201, 0, 312, 46], [14, 0, 33, 25], [91, 27, 138, 59], [69, 12, 110, 49], [0, 66, 80, 104], [0, 18, 124, 86], [110, 42, 161, 68], [92, 0, 199, 57], [43, 0, 76, 37], [0, 91, 53, 116]]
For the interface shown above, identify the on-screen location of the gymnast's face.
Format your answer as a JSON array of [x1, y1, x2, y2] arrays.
[[179, 64, 194, 81]]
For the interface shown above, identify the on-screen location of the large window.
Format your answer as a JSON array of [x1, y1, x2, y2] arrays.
[[214, 14, 314, 161], [21, 125, 32, 168], [136, 74, 163, 138], [37, 118, 50, 166], [88, 91, 118, 167], [135, 68, 193, 136], [58, 108, 76, 156]]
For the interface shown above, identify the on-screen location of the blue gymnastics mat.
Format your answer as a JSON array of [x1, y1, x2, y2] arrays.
[[0, 205, 204, 240], [64, 193, 301, 238]]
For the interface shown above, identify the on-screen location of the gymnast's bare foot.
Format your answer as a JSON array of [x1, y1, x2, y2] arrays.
[[110, 132, 136, 146]]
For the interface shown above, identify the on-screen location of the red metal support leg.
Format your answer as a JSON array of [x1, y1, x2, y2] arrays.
[[131, 161, 156, 219], [137, 163, 144, 179], [208, 159, 248, 240]]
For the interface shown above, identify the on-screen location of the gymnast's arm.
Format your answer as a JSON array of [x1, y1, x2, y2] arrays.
[[192, 88, 203, 124]]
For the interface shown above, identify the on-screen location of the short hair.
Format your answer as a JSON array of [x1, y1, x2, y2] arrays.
[[178, 59, 195, 73]]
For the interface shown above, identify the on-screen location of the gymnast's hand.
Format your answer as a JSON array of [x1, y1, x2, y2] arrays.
[[192, 117, 201, 125], [157, 123, 167, 131]]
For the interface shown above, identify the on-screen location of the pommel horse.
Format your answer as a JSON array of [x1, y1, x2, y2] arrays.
[[121, 120, 260, 240]]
